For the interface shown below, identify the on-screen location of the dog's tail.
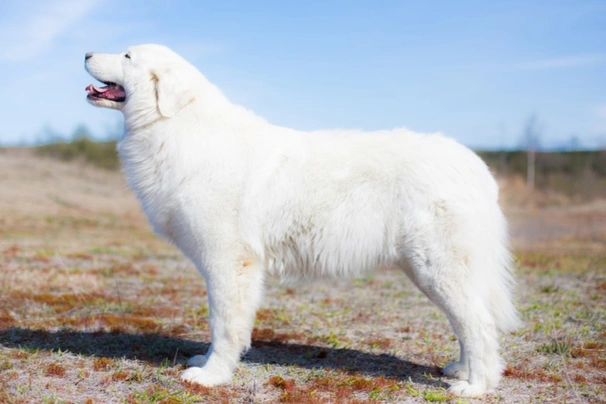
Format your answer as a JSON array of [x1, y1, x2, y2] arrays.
[[471, 204, 521, 334]]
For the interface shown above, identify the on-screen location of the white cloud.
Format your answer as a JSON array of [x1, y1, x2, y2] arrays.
[[0, 0, 105, 62], [513, 54, 606, 71], [594, 104, 606, 130], [596, 104, 606, 117], [589, 105, 606, 147]]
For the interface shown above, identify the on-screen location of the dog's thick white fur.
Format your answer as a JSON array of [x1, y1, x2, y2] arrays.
[[85, 44, 520, 397]]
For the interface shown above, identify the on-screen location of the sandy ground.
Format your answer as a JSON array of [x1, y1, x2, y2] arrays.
[[0, 149, 604, 403]]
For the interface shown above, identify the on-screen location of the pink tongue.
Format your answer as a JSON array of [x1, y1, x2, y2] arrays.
[[85, 84, 110, 93], [86, 84, 126, 100]]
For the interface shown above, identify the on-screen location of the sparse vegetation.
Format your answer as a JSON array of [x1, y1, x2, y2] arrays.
[[0, 149, 604, 402], [17, 134, 606, 199], [34, 126, 119, 170], [478, 150, 606, 198]]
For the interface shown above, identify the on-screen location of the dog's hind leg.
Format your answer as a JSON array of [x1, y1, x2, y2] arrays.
[[181, 253, 265, 386], [400, 248, 502, 397]]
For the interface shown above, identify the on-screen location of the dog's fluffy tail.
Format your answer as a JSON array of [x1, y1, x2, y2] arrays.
[[471, 204, 521, 334]]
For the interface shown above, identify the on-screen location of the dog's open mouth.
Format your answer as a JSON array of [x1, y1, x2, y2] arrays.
[[85, 82, 126, 102]]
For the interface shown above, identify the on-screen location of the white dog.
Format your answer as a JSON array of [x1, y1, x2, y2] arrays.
[[85, 44, 519, 397]]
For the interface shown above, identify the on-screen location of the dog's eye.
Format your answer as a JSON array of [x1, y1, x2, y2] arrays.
[[125, 54, 131, 59]]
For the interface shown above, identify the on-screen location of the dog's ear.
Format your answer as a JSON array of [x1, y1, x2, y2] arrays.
[[152, 68, 194, 118]]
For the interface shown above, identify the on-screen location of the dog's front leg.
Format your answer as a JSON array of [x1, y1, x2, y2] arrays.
[[181, 253, 264, 386]]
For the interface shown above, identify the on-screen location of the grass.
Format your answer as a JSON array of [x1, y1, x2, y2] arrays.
[[2, 234, 604, 402], [0, 154, 605, 402]]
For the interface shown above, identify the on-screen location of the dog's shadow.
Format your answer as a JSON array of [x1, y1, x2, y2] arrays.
[[0, 327, 447, 389]]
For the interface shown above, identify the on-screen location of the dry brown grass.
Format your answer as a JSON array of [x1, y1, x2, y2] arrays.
[[0, 149, 605, 402]]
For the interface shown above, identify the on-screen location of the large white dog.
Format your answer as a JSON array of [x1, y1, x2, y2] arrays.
[[85, 44, 519, 397]]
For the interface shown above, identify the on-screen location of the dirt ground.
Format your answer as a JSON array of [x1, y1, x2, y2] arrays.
[[0, 149, 604, 403]]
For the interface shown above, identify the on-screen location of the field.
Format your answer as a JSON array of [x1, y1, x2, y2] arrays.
[[0, 149, 605, 403]]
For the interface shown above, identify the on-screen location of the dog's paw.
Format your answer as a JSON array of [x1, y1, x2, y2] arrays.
[[187, 354, 209, 368], [448, 380, 489, 397], [180, 366, 233, 387], [443, 361, 469, 380]]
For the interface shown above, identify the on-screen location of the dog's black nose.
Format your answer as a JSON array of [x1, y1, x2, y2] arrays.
[[85, 52, 93, 61]]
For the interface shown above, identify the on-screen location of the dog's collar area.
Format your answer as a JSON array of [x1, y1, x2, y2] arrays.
[[85, 82, 126, 102]]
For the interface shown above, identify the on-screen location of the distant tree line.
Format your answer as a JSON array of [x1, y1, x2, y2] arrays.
[[478, 150, 606, 198], [34, 125, 119, 170], [29, 123, 606, 198], [486, 112, 606, 198]]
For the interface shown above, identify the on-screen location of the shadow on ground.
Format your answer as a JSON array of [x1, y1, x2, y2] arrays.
[[0, 327, 446, 389]]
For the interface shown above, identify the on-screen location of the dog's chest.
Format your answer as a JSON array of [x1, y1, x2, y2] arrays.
[[118, 137, 180, 234]]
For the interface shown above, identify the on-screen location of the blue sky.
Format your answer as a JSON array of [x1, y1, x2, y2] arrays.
[[0, 0, 605, 149]]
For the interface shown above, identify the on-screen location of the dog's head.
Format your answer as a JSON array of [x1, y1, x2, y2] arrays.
[[85, 44, 196, 119]]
